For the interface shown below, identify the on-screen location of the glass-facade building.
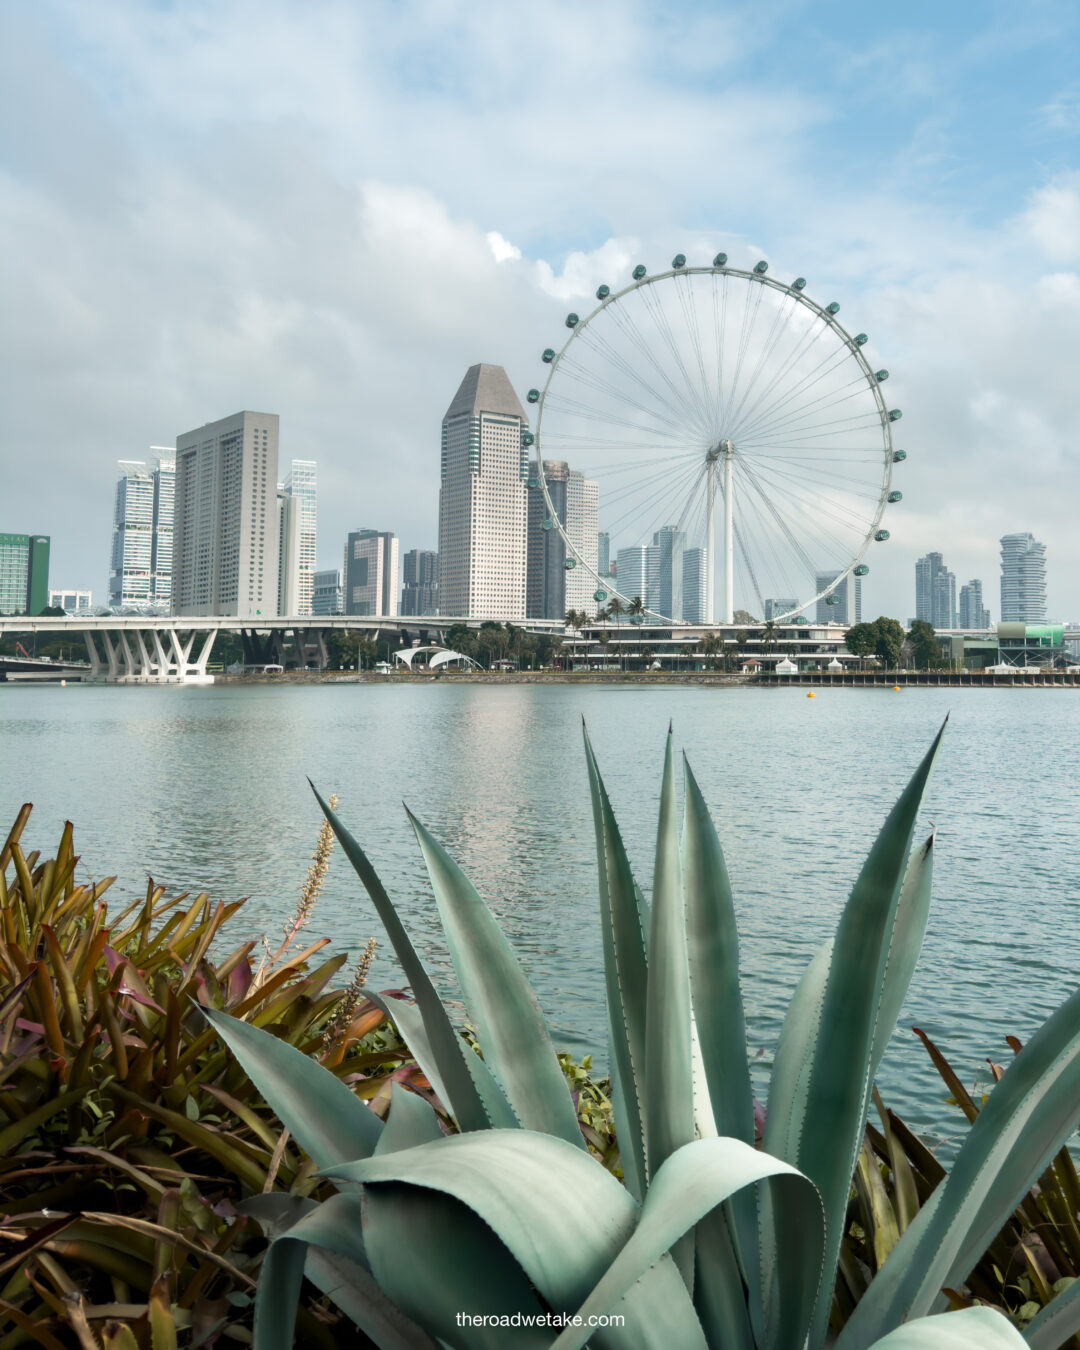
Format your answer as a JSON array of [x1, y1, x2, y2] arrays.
[[401, 550, 438, 616], [109, 451, 174, 610], [344, 529, 399, 617], [1000, 533, 1046, 623], [0, 534, 50, 616], [281, 460, 317, 614], [312, 568, 343, 616]]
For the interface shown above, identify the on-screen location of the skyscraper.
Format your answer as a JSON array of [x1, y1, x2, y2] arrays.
[[401, 550, 439, 616], [312, 568, 343, 616], [172, 411, 280, 617], [281, 460, 316, 614], [958, 579, 991, 629], [1000, 533, 1047, 622], [615, 545, 661, 610], [653, 526, 685, 619], [344, 529, 399, 617], [915, 552, 956, 628], [109, 452, 174, 610], [439, 364, 529, 618], [764, 598, 799, 620], [0, 534, 49, 616], [277, 490, 301, 616], [597, 531, 610, 578], [682, 548, 706, 623], [527, 461, 599, 618], [815, 570, 862, 624]]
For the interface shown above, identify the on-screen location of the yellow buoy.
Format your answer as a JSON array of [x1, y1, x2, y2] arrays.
[[893, 685, 900, 691], [806, 691, 815, 698]]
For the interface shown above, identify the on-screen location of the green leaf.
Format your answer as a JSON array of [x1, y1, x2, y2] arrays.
[[374, 1082, 444, 1156], [546, 1137, 823, 1350], [407, 810, 584, 1149], [866, 1307, 1027, 1348], [682, 754, 753, 1144], [583, 726, 649, 1200], [311, 785, 494, 1133], [325, 1128, 702, 1350], [776, 721, 946, 1347], [1024, 1271, 1080, 1349], [202, 1007, 381, 1170], [840, 981, 1080, 1348], [251, 1192, 438, 1350], [644, 730, 693, 1177], [365, 990, 518, 1130], [870, 834, 936, 1077]]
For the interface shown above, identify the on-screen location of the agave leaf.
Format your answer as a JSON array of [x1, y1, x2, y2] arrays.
[[763, 939, 832, 1162], [407, 810, 584, 1149], [840, 982, 1080, 1348], [363, 1183, 555, 1348], [773, 721, 946, 1347], [363, 990, 518, 1129], [583, 726, 649, 1200], [644, 730, 694, 1178], [326, 1128, 702, 1350], [374, 1082, 444, 1155], [1023, 1273, 1080, 1349], [866, 1306, 1026, 1347], [201, 1007, 382, 1169], [547, 1136, 823, 1350], [311, 785, 495, 1133], [252, 1192, 439, 1350], [870, 834, 936, 1078], [693, 1210, 757, 1350]]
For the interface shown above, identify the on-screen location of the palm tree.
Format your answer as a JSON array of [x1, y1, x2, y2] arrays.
[[701, 632, 722, 670], [627, 595, 645, 620]]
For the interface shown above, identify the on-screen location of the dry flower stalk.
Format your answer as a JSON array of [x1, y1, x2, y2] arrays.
[[253, 794, 337, 988], [323, 935, 377, 1051]]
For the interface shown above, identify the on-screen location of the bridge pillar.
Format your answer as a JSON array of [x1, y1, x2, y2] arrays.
[[84, 632, 103, 679]]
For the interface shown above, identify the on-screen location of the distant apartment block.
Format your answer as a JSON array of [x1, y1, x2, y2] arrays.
[[0, 533, 50, 616], [172, 411, 280, 617], [49, 588, 93, 613], [958, 579, 991, 629], [344, 529, 399, 617], [401, 549, 438, 616], [438, 364, 529, 619], [815, 569, 862, 624], [597, 531, 611, 577], [1000, 533, 1046, 623], [653, 526, 684, 620], [915, 552, 956, 629], [527, 461, 599, 619], [109, 451, 174, 610], [312, 568, 343, 616], [281, 460, 316, 614], [764, 598, 799, 621], [681, 548, 706, 624]]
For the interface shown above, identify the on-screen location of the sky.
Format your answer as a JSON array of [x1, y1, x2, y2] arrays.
[[2, 0, 1079, 622]]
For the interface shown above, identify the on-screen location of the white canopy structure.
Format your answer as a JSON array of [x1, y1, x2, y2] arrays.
[[394, 645, 480, 671], [827, 657, 843, 671], [775, 657, 799, 674]]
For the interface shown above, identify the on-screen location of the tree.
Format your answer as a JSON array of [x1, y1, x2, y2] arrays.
[[605, 597, 625, 670], [733, 608, 757, 625], [627, 595, 645, 619], [846, 617, 904, 670], [761, 620, 778, 652], [701, 632, 722, 670], [908, 619, 941, 669]]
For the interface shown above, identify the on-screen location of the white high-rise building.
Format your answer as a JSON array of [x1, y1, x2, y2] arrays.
[[281, 460, 316, 614], [109, 451, 174, 610], [682, 548, 706, 623], [277, 490, 302, 616], [172, 411, 279, 617], [439, 364, 529, 619], [958, 579, 991, 629], [1000, 533, 1046, 622], [565, 474, 599, 614], [615, 545, 661, 609]]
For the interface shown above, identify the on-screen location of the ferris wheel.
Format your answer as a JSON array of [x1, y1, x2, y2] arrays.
[[530, 253, 905, 625]]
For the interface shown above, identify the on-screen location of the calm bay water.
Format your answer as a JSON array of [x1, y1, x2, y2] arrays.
[[3, 679, 1079, 1150]]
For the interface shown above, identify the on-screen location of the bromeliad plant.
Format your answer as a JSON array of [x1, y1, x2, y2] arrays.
[[206, 724, 1080, 1349]]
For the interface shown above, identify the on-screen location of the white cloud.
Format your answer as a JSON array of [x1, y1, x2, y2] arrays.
[[1021, 175, 1080, 263], [486, 231, 521, 264]]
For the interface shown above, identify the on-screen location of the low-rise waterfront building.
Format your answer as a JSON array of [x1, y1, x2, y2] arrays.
[[49, 588, 93, 613]]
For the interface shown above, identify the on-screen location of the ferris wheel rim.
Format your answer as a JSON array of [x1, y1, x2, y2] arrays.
[[532, 261, 897, 626]]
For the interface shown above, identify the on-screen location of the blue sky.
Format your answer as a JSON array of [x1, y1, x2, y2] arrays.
[[2, 0, 1078, 620]]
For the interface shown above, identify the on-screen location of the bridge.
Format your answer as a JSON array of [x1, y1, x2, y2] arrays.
[[0, 614, 565, 683]]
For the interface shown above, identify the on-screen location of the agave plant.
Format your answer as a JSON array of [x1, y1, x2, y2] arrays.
[[205, 724, 1080, 1349]]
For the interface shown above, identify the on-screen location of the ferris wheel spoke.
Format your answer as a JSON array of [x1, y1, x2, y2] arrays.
[[600, 456, 704, 534], [541, 392, 691, 440], [638, 284, 715, 434], [575, 327, 703, 430], [554, 358, 695, 437], [725, 288, 802, 431], [605, 299, 711, 432], [722, 279, 765, 430], [732, 339, 859, 443], [745, 459, 877, 547], [674, 277, 716, 432], [733, 485, 803, 610], [734, 459, 821, 580], [736, 368, 878, 445], [727, 302, 831, 438]]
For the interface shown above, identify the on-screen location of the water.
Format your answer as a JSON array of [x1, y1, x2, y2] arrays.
[[3, 680, 1079, 1152]]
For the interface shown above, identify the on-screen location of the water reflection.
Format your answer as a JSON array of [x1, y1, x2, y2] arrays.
[[3, 681, 1079, 1145]]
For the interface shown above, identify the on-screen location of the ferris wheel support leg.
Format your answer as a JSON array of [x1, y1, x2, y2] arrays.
[[723, 442, 734, 625], [705, 461, 716, 626]]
